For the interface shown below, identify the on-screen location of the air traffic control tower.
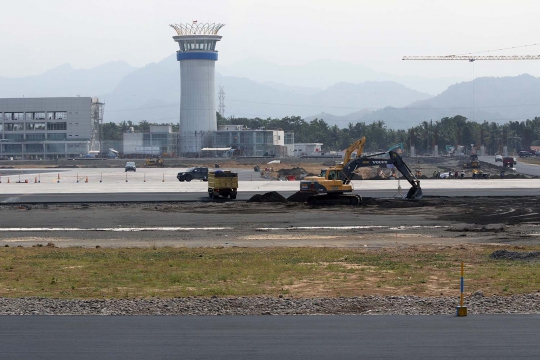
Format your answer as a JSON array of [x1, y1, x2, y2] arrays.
[[170, 22, 225, 154]]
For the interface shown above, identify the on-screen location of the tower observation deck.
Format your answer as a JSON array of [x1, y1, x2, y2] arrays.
[[170, 22, 225, 155]]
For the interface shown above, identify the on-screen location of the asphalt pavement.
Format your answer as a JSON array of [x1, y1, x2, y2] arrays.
[[1, 315, 538, 360], [479, 155, 540, 176]]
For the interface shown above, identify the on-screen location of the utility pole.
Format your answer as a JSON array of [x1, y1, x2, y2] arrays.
[[218, 86, 225, 118]]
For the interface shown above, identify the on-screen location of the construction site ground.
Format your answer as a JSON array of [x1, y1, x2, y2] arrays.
[[1, 195, 540, 249], [1, 155, 539, 300], [0, 155, 538, 251]]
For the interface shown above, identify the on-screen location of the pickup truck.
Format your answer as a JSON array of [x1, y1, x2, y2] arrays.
[[208, 170, 238, 199], [177, 167, 208, 182]]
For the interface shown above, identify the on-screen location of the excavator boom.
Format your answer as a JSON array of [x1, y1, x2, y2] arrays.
[[342, 137, 366, 165]]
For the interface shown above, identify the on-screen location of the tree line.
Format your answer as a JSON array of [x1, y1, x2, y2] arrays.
[[102, 114, 540, 154]]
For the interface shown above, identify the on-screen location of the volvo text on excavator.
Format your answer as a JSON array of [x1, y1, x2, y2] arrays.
[[299, 137, 423, 205]]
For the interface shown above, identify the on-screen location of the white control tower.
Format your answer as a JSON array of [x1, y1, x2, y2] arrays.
[[170, 22, 225, 155]]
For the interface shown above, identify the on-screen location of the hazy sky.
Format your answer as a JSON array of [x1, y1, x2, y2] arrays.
[[2, 0, 540, 80]]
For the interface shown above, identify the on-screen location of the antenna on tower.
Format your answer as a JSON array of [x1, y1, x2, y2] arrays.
[[218, 86, 225, 117]]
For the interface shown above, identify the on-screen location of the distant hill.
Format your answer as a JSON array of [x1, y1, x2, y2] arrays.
[[304, 110, 373, 128], [4, 57, 540, 132], [101, 55, 433, 124], [0, 61, 136, 98], [308, 81, 431, 114], [218, 58, 463, 95], [353, 74, 540, 129]]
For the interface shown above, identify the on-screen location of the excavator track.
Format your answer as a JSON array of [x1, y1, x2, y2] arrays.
[[307, 194, 362, 206]]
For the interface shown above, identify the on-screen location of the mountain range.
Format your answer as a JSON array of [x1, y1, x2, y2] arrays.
[[1, 56, 540, 130]]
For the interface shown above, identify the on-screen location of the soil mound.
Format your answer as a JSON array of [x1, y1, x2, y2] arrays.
[[287, 191, 312, 202], [503, 174, 530, 179], [247, 191, 288, 203], [277, 167, 307, 177], [490, 249, 540, 260]]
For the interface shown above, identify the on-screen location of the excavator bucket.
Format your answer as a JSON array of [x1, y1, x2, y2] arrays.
[[406, 186, 423, 200]]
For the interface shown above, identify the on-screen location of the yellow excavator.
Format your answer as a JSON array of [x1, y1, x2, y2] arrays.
[[299, 137, 423, 205], [143, 157, 165, 167], [463, 154, 480, 168]]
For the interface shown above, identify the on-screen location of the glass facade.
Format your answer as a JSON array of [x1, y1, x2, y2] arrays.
[[0, 97, 92, 159], [212, 130, 285, 156], [27, 133, 46, 141], [179, 40, 217, 52]]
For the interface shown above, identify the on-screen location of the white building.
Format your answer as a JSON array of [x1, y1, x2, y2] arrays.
[[292, 143, 323, 157], [123, 125, 177, 157], [0, 97, 100, 160], [170, 22, 225, 155], [214, 127, 290, 157]]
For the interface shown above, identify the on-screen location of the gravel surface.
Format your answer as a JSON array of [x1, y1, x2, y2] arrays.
[[1, 293, 539, 315]]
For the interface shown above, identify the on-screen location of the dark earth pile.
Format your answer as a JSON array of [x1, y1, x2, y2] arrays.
[[286, 191, 312, 202], [247, 191, 288, 203], [277, 167, 307, 177], [503, 173, 533, 179], [490, 249, 540, 260]]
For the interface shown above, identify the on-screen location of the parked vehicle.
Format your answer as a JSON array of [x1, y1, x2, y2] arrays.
[[177, 167, 208, 182], [503, 157, 516, 168], [125, 161, 136, 172], [438, 171, 454, 179], [208, 170, 238, 199], [495, 154, 503, 162], [518, 151, 533, 157]]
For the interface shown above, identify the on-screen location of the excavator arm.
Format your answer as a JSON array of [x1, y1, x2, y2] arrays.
[[338, 150, 423, 199], [342, 137, 366, 165]]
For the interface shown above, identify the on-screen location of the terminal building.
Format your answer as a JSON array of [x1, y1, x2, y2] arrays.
[[0, 97, 102, 160], [213, 125, 293, 157], [123, 125, 177, 157]]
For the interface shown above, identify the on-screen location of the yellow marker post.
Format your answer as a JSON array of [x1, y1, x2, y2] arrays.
[[456, 261, 468, 316]]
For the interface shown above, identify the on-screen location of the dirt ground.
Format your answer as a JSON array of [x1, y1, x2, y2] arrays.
[[1, 191, 539, 298], [1, 195, 539, 250], [1, 155, 538, 249]]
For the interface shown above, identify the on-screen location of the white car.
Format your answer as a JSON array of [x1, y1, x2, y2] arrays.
[[438, 171, 453, 179], [495, 154, 503, 162]]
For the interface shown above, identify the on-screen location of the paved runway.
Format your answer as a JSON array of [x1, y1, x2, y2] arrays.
[[0, 167, 539, 203], [1, 315, 538, 360]]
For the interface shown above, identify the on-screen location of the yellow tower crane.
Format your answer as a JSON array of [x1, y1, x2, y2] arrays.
[[402, 52, 540, 155], [403, 55, 540, 61]]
